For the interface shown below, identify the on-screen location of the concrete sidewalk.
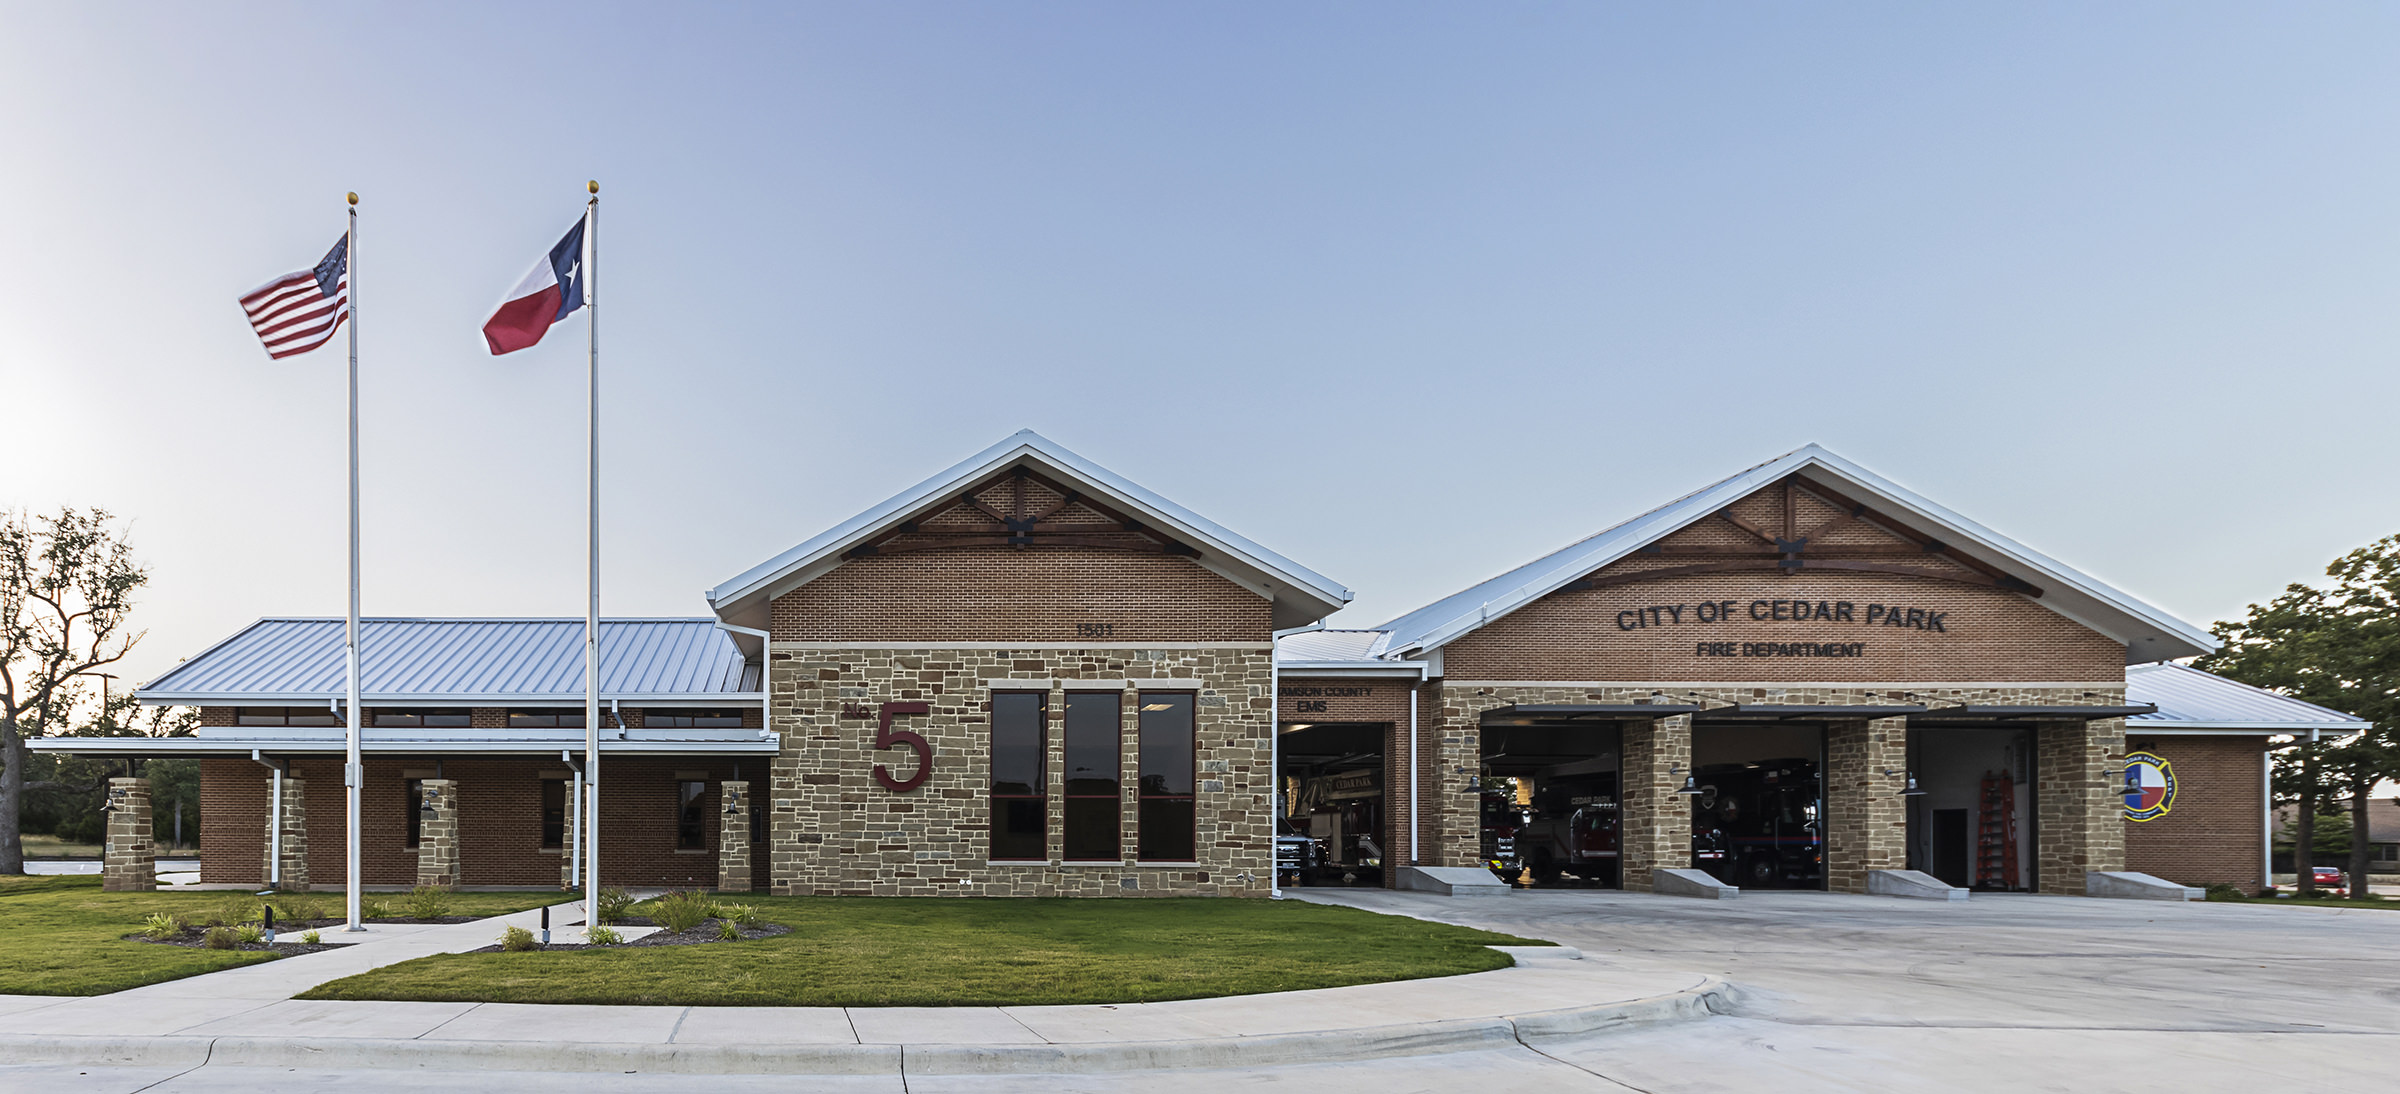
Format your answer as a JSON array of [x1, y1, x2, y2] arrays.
[[0, 937, 1726, 1075]]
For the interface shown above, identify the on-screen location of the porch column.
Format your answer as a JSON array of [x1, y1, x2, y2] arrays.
[[101, 777, 154, 892], [2037, 718, 2126, 894], [718, 780, 752, 892], [1826, 717, 1908, 893], [1620, 715, 1691, 891], [415, 778, 459, 888], [261, 773, 310, 891]]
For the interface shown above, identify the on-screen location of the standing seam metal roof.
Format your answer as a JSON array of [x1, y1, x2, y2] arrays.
[[136, 618, 760, 702], [2125, 662, 2372, 729]]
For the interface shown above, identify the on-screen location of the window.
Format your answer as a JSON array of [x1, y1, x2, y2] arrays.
[[1063, 691, 1122, 861], [677, 781, 708, 850], [1138, 692, 1197, 862], [990, 691, 1048, 861], [375, 708, 470, 728], [648, 709, 745, 728], [2376, 843, 2400, 864], [510, 710, 586, 729], [405, 779, 426, 848], [541, 779, 568, 849], [236, 706, 339, 727]]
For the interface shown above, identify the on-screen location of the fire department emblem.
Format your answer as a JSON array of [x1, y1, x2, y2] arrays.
[[2121, 751, 2176, 822]]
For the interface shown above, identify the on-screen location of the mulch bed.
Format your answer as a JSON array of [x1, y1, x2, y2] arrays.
[[458, 917, 791, 953], [125, 915, 496, 955]]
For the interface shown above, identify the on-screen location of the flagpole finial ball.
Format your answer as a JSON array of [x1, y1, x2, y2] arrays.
[[347, 192, 358, 205], [588, 180, 599, 194]]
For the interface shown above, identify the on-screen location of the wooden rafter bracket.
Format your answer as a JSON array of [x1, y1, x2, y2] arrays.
[[1565, 558, 2039, 595], [842, 464, 1191, 560]]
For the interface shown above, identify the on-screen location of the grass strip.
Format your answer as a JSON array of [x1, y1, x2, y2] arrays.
[[300, 895, 1549, 1007], [0, 875, 562, 995]]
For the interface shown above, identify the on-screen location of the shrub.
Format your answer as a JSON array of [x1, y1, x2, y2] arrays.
[[234, 923, 267, 945], [140, 912, 185, 940], [499, 925, 539, 952], [203, 927, 238, 950], [716, 918, 742, 942], [2204, 883, 2245, 902], [721, 903, 761, 927], [208, 896, 255, 928], [301, 929, 323, 944], [652, 891, 711, 934], [402, 886, 454, 919], [594, 888, 634, 924], [272, 895, 329, 923], [368, 900, 395, 919], [584, 925, 624, 945]]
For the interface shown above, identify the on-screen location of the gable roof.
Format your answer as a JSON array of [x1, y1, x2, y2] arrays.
[[2126, 662, 2372, 733], [707, 430, 1351, 632], [135, 617, 760, 705], [1374, 444, 2218, 664]]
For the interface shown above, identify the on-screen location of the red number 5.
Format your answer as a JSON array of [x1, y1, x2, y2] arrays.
[[874, 701, 933, 792]]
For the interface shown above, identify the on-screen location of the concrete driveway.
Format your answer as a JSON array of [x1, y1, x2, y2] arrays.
[[1292, 887, 2400, 1089]]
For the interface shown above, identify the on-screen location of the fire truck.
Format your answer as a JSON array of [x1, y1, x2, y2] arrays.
[[1688, 757, 1823, 889], [1483, 758, 1621, 886]]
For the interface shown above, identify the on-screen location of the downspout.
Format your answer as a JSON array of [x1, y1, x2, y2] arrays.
[[562, 749, 583, 888], [1408, 684, 1418, 867], [2262, 743, 2272, 892], [1269, 622, 1327, 899], [252, 750, 289, 890]]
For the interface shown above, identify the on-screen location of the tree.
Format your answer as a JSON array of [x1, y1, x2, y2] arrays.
[[0, 508, 149, 874], [2201, 534, 2400, 897]]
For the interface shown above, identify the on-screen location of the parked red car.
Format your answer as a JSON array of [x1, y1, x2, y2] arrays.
[[2308, 866, 2349, 896]]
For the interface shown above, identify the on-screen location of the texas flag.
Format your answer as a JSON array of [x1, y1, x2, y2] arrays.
[[482, 217, 587, 354]]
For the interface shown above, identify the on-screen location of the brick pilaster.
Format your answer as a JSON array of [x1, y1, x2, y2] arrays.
[[415, 778, 459, 888], [1621, 715, 1691, 891], [717, 779, 752, 891], [102, 777, 154, 892], [260, 774, 310, 891], [1825, 717, 1908, 892]]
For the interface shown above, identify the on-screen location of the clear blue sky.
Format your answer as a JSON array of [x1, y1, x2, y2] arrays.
[[4, 3, 2396, 688]]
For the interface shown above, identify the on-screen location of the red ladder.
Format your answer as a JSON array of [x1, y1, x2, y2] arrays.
[[1975, 773, 2020, 891]]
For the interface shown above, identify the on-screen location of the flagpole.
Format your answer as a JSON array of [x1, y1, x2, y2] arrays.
[[343, 192, 365, 932], [582, 180, 601, 937]]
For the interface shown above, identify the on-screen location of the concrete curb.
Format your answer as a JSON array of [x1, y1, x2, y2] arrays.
[[0, 978, 1735, 1076]]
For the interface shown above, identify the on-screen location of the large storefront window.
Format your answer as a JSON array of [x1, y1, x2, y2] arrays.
[[1138, 692, 1196, 861], [990, 691, 1048, 861], [1063, 691, 1122, 861]]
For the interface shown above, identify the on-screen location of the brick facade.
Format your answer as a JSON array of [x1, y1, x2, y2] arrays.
[[198, 752, 767, 889], [2123, 734, 2268, 891], [1441, 484, 2125, 684]]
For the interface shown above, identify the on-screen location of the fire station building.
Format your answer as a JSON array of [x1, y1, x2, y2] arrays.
[[46, 432, 2358, 898]]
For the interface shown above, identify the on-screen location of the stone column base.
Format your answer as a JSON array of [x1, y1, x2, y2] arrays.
[[718, 780, 752, 892], [102, 778, 155, 892], [415, 778, 459, 888]]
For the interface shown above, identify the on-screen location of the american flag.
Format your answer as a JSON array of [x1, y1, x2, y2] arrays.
[[241, 236, 349, 359]]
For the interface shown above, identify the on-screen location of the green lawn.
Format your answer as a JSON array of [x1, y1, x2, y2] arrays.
[[0, 875, 564, 996], [299, 895, 1549, 1007]]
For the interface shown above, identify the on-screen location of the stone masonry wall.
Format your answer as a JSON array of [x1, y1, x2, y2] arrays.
[[1823, 717, 1908, 892], [768, 644, 1274, 897], [415, 778, 458, 887], [261, 774, 310, 891], [102, 777, 154, 892], [1619, 714, 1691, 891], [718, 779, 752, 892], [2038, 717, 2128, 893]]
